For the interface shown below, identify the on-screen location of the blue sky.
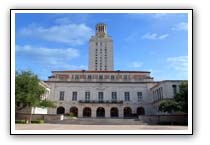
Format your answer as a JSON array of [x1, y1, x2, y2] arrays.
[[15, 12, 188, 81]]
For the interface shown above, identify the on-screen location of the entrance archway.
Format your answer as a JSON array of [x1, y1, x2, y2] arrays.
[[57, 106, 65, 114], [96, 107, 105, 117], [110, 107, 119, 117], [137, 107, 145, 115], [70, 107, 78, 117], [124, 107, 132, 118], [83, 107, 91, 117]]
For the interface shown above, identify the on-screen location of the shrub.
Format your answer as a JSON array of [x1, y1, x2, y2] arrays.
[[31, 119, 45, 124], [15, 120, 26, 124]]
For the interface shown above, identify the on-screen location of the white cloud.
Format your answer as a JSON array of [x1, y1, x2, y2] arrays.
[[142, 32, 169, 40], [152, 13, 167, 19], [171, 22, 188, 31], [55, 17, 71, 24], [167, 56, 188, 71], [15, 45, 87, 70], [131, 61, 143, 68], [19, 23, 94, 46]]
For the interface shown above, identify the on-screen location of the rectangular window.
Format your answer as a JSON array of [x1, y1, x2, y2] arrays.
[[85, 92, 90, 102], [112, 92, 117, 101], [111, 75, 115, 80], [99, 75, 103, 80], [123, 75, 128, 80], [75, 75, 79, 80], [172, 85, 177, 97], [137, 92, 143, 102], [98, 92, 104, 102], [124, 92, 130, 101], [59, 91, 64, 101], [72, 91, 77, 101], [87, 75, 92, 80]]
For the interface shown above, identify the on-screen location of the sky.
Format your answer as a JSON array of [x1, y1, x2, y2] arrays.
[[15, 12, 188, 81]]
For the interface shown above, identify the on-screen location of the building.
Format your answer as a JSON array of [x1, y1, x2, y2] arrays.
[[45, 23, 185, 118]]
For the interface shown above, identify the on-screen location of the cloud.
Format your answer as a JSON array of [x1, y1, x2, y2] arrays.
[[15, 45, 86, 70], [19, 23, 94, 46], [142, 32, 169, 40], [152, 13, 167, 19], [55, 17, 72, 24], [167, 56, 188, 71], [171, 22, 188, 31], [131, 61, 143, 68]]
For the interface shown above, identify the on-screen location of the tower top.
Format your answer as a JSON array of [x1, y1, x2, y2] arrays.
[[96, 23, 107, 37]]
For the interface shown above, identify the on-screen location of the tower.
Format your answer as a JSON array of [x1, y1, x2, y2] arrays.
[[88, 23, 114, 71]]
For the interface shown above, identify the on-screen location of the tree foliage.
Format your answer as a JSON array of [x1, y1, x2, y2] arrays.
[[159, 81, 188, 113], [15, 71, 56, 111]]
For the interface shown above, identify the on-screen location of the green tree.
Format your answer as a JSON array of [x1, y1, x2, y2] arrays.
[[15, 71, 56, 123], [175, 81, 188, 113], [159, 81, 188, 113], [159, 100, 180, 113]]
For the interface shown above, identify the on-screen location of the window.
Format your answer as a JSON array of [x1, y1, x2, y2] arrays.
[[59, 91, 64, 101], [72, 91, 77, 101], [96, 42, 98, 46], [172, 85, 177, 97], [98, 92, 104, 102], [111, 75, 115, 80], [123, 75, 128, 80], [124, 92, 130, 101], [112, 92, 117, 101], [99, 75, 103, 80], [75, 75, 79, 80], [160, 87, 163, 99], [85, 92, 90, 101], [137, 92, 143, 102], [87, 75, 92, 80]]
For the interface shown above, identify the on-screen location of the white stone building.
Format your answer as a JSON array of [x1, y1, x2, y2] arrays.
[[45, 23, 186, 118]]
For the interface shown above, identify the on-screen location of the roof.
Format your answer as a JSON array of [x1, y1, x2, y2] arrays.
[[51, 70, 151, 73], [150, 80, 187, 90]]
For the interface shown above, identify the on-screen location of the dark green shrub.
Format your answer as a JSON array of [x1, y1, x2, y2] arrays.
[[31, 120, 45, 124], [15, 120, 26, 124]]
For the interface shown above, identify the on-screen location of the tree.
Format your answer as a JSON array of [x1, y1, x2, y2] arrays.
[[15, 71, 56, 123], [159, 100, 180, 113], [159, 81, 188, 113], [175, 81, 188, 113]]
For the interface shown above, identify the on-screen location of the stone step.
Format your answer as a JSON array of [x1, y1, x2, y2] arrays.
[[49, 118, 147, 125]]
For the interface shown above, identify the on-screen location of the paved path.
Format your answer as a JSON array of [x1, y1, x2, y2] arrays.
[[16, 124, 187, 130]]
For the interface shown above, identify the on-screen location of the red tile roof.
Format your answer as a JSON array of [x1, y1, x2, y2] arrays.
[[52, 70, 151, 73]]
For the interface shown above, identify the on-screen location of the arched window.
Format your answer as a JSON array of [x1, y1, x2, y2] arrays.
[[57, 106, 65, 114], [83, 107, 91, 117], [110, 107, 119, 117], [124, 107, 132, 118], [96, 107, 105, 117], [70, 107, 78, 117]]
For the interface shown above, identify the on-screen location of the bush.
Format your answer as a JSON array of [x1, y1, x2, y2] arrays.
[[15, 120, 26, 124], [31, 119, 45, 124]]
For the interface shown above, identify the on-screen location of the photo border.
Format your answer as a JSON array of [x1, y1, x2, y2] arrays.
[[10, 8, 193, 135]]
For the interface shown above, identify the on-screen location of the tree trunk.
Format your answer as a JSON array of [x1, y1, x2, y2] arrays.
[[29, 107, 34, 124]]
